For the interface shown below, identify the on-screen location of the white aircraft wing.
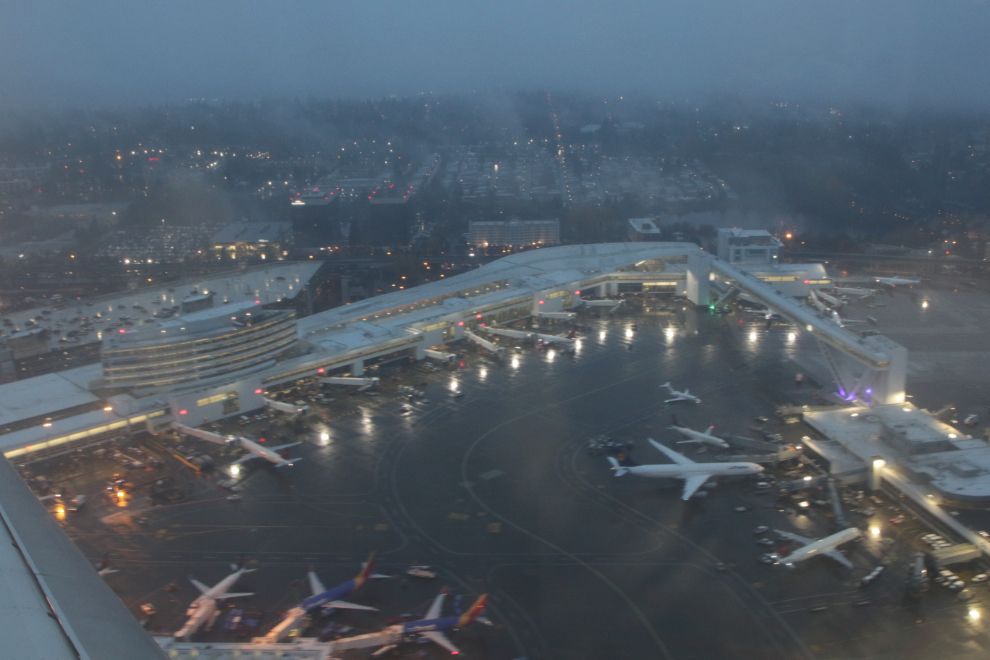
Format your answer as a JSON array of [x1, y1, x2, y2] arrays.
[[269, 441, 302, 452], [824, 550, 854, 569], [774, 530, 814, 546], [191, 579, 211, 594], [326, 599, 378, 611], [648, 438, 695, 465], [422, 631, 461, 655], [98, 568, 118, 576], [308, 571, 326, 596], [233, 454, 259, 465], [680, 475, 710, 500], [217, 591, 253, 600], [425, 590, 446, 620]]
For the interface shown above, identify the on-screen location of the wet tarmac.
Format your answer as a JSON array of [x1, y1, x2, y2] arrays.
[[30, 292, 990, 659]]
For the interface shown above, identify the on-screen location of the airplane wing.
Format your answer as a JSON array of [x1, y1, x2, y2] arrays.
[[325, 599, 378, 611], [191, 579, 211, 594], [824, 550, 854, 569], [269, 441, 302, 452], [217, 592, 254, 599], [233, 454, 259, 465], [681, 475, 710, 500], [421, 631, 461, 655], [98, 568, 118, 576], [774, 530, 814, 547], [425, 590, 447, 620], [308, 571, 326, 596], [648, 438, 695, 465]]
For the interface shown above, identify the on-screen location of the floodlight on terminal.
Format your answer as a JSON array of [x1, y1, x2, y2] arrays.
[[873, 459, 886, 469]]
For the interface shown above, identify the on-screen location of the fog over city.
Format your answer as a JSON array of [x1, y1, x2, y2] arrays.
[[3, 0, 990, 108]]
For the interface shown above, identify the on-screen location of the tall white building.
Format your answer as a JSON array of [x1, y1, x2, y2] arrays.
[[469, 218, 559, 248]]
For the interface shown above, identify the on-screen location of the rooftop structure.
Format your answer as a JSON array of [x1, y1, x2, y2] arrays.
[[716, 228, 783, 265], [803, 403, 990, 501], [628, 218, 661, 241]]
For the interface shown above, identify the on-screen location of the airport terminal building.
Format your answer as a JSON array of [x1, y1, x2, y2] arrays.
[[0, 243, 910, 477]]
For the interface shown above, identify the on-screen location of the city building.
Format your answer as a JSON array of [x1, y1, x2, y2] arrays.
[[716, 228, 783, 265], [628, 218, 661, 241], [469, 218, 560, 248], [211, 222, 293, 259]]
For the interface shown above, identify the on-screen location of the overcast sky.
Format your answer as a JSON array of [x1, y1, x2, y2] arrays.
[[3, 0, 989, 109]]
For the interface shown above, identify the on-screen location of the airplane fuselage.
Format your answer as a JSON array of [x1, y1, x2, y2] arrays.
[[624, 462, 762, 479], [402, 615, 460, 634], [670, 426, 728, 448], [782, 527, 861, 566], [302, 578, 357, 611], [175, 598, 217, 639]]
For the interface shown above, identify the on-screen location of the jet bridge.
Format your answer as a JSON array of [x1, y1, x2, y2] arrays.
[[705, 258, 907, 404]]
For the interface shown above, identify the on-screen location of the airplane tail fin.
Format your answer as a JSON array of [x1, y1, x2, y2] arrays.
[[456, 594, 488, 628], [354, 551, 377, 587], [660, 382, 671, 390], [607, 456, 629, 476]]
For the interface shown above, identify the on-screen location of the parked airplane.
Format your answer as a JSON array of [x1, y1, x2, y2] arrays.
[[302, 552, 383, 612], [829, 310, 875, 328], [835, 287, 876, 299], [607, 439, 763, 500], [773, 527, 862, 568], [660, 382, 701, 404], [397, 589, 490, 655], [875, 276, 920, 287], [669, 425, 729, 449], [262, 554, 385, 642], [230, 436, 302, 467], [174, 567, 255, 639]]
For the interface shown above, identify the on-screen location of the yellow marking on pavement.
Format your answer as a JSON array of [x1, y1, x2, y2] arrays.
[[751, 582, 763, 588], [448, 512, 470, 520], [488, 522, 502, 533], [476, 512, 487, 517], [374, 523, 389, 531]]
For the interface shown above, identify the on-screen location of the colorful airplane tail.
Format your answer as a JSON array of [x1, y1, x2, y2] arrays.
[[607, 456, 629, 476], [456, 594, 488, 628], [354, 551, 377, 587]]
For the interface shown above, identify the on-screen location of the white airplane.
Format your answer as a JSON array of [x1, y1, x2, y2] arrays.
[[875, 276, 920, 287], [774, 527, 862, 569], [607, 439, 763, 500], [230, 436, 302, 467], [660, 382, 701, 404], [174, 567, 255, 639], [669, 425, 729, 449], [828, 310, 875, 328], [835, 287, 876, 299]]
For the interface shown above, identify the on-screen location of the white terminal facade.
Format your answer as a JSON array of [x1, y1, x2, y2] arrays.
[[16, 241, 990, 507]]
